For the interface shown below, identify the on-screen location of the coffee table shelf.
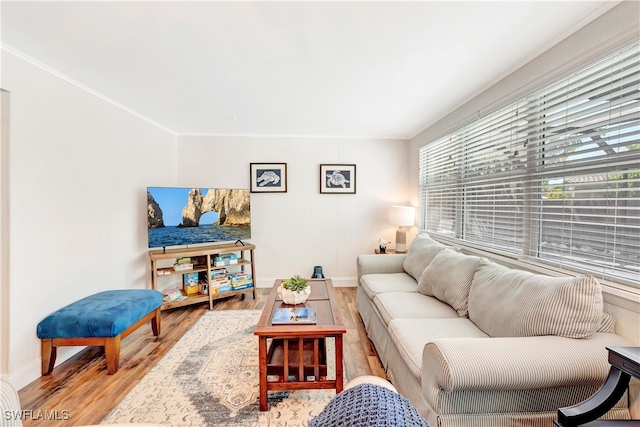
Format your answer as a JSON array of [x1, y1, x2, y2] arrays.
[[254, 278, 346, 411], [267, 337, 328, 380]]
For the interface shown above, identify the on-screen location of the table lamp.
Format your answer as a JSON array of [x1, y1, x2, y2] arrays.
[[389, 206, 415, 253]]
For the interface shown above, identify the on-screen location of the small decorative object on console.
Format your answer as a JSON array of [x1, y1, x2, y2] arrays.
[[378, 239, 389, 253], [311, 266, 324, 279]]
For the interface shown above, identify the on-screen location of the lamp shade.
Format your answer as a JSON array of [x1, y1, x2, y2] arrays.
[[389, 206, 415, 227]]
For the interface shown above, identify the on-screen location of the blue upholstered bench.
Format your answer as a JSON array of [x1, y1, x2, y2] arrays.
[[37, 289, 163, 375]]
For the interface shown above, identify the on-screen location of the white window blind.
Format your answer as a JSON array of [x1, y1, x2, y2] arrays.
[[419, 42, 640, 287]]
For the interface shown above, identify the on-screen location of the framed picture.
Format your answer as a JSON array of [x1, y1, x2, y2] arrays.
[[250, 163, 288, 193], [320, 164, 356, 194]]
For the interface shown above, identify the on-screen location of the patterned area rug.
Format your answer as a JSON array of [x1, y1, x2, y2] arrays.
[[101, 310, 341, 426]]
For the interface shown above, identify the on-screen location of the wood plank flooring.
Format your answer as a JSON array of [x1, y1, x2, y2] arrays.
[[17, 287, 384, 426]]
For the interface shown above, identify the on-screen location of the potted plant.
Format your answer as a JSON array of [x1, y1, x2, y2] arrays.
[[278, 274, 311, 305]]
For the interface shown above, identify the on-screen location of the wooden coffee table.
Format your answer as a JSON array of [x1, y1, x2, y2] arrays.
[[254, 278, 346, 411]]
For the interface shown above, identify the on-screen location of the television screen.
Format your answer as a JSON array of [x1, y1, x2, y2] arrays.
[[147, 187, 251, 248]]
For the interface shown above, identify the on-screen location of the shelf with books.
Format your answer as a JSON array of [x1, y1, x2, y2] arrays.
[[162, 291, 210, 310], [149, 242, 256, 310]]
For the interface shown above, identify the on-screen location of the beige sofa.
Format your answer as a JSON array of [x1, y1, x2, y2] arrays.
[[356, 234, 633, 427]]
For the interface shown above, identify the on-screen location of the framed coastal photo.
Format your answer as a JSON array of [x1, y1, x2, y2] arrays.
[[250, 163, 287, 193], [320, 164, 356, 194]]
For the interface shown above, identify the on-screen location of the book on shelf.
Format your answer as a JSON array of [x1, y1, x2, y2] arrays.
[[213, 253, 238, 266], [230, 273, 253, 287], [211, 277, 231, 286], [210, 268, 229, 279], [231, 283, 253, 291], [231, 280, 253, 288], [173, 263, 193, 271], [271, 307, 317, 325], [183, 272, 199, 295], [230, 272, 252, 282], [214, 260, 238, 267], [218, 284, 233, 293], [164, 287, 186, 302]]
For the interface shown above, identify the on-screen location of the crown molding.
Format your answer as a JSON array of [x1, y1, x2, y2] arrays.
[[2, 44, 177, 136]]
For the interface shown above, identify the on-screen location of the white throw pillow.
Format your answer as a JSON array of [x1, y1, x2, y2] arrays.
[[468, 261, 603, 339], [402, 234, 448, 281], [417, 249, 483, 317]]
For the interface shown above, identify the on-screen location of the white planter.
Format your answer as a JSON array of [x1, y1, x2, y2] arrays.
[[277, 285, 311, 305]]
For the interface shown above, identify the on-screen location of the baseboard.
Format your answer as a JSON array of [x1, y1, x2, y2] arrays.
[[9, 359, 40, 391], [255, 277, 357, 288], [10, 346, 84, 391]]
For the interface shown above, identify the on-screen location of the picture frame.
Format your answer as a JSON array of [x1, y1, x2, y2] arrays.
[[250, 163, 287, 193], [320, 164, 356, 194]]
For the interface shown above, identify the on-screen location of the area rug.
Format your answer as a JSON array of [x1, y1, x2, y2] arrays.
[[101, 310, 343, 427]]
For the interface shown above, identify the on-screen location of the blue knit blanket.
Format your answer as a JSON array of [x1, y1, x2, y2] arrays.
[[309, 383, 430, 427]]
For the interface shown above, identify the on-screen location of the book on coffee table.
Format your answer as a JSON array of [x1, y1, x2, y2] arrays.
[[272, 307, 317, 324]]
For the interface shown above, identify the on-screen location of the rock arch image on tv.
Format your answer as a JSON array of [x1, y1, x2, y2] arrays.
[[147, 187, 251, 248]]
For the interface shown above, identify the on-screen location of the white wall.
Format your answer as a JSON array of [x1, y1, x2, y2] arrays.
[[2, 51, 177, 389], [1, 90, 10, 379], [177, 135, 412, 287]]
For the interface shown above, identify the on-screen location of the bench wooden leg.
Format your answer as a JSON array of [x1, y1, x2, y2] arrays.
[[104, 335, 121, 375], [41, 339, 56, 375], [151, 307, 161, 336]]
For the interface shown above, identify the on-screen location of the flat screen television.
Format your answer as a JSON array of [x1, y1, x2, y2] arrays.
[[147, 187, 251, 249]]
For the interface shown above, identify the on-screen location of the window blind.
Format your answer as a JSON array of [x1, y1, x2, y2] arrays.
[[419, 42, 640, 287]]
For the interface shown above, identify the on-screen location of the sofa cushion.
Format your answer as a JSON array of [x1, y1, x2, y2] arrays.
[[373, 293, 459, 326], [360, 273, 418, 301], [388, 318, 488, 383], [468, 261, 603, 339], [402, 234, 449, 281], [417, 249, 483, 317]]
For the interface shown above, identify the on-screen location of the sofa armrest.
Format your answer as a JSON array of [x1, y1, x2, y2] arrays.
[[357, 254, 407, 283], [422, 333, 631, 393]]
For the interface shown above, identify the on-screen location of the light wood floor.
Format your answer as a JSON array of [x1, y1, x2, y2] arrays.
[[17, 287, 384, 426]]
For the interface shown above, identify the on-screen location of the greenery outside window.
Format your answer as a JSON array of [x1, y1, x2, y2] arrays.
[[419, 42, 640, 288]]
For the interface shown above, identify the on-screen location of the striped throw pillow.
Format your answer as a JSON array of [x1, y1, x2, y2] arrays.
[[418, 249, 483, 317], [468, 261, 603, 339], [402, 234, 449, 281]]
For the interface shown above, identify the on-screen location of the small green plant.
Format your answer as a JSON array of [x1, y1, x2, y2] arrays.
[[281, 275, 309, 292]]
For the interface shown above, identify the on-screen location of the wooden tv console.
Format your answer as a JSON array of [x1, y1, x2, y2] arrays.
[[149, 242, 256, 310]]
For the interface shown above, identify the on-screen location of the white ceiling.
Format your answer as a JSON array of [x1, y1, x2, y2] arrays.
[[1, 1, 620, 139]]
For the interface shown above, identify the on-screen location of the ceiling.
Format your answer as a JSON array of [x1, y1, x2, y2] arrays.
[[1, 1, 620, 139]]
